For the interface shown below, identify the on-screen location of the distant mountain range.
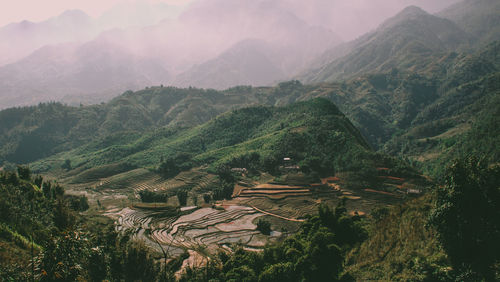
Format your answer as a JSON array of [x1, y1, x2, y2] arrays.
[[438, 0, 500, 46], [0, 0, 498, 110], [0, 10, 96, 66], [298, 6, 471, 83], [0, 40, 170, 107], [0, 2, 183, 67], [0, 0, 341, 109]]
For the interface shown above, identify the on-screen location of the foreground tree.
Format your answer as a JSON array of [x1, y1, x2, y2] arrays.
[[429, 157, 500, 280]]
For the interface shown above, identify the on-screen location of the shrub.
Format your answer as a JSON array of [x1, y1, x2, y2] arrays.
[[257, 219, 271, 235]]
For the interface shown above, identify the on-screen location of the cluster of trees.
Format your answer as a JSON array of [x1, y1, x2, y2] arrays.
[[256, 219, 271, 235], [0, 166, 91, 280], [139, 188, 189, 206], [0, 166, 80, 246], [428, 157, 500, 280], [157, 153, 194, 179], [35, 229, 177, 282], [212, 164, 237, 200], [139, 190, 168, 203], [66, 195, 89, 212]]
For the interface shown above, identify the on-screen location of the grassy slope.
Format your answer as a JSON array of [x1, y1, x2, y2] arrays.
[[345, 194, 450, 281]]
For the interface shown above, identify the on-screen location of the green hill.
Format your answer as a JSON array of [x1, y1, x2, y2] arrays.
[[29, 98, 386, 182], [295, 41, 500, 176], [0, 86, 267, 164]]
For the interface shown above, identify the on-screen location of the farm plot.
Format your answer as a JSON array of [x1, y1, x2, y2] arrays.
[[150, 206, 267, 250], [66, 167, 217, 200], [111, 205, 270, 255], [107, 207, 154, 232], [235, 183, 313, 199]]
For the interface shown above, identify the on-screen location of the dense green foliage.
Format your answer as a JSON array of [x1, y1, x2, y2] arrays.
[[345, 157, 500, 281], [0, 167, 69, 248], [429, 158, 500, 280], [0, 167, 84, 280], [139, 190, 168, 203], [158, 153, 194, 178], [256, 219, 271, 235]]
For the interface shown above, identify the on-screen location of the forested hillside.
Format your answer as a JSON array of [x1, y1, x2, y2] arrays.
[[27, 98, 390, 181]]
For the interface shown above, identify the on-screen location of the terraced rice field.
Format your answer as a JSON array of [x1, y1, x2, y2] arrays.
[[151, 206, 266, 249], [364, 188, 399, 197], [68, 167, 217, 198], [235, 183, 313, 199], [108, 205, 272, 256]]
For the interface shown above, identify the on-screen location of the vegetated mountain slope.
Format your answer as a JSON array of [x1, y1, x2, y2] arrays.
[[31, 98, 383, 179], [380, 42, 500, 174], [439, 0, 500, 47], [1, 41, 498, 174], [0, 83, 320, 164], [299, 6, 471, 84], [0, 40, 170, 109], [291, 41, 500, 176], [0, 86, 265, 164]]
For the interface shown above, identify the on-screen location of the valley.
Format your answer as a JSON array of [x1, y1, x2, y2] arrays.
[[0, 0, 499, 281]]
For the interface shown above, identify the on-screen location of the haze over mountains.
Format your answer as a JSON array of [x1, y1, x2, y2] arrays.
[[0, 2, 184, 66], [0, 1, 499, 280], [299, 5, 472, 83], [1, 0, 496, 109]]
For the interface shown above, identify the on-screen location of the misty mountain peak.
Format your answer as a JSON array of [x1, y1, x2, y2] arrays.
[[398, 5, 428, 17], [17, 20, 35, 29], [379, 5, 431, 30], [50, 9, 92, 26], [58, 9, 90, 20]]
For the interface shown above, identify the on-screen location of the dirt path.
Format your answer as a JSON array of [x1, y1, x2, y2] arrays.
[[249, 205, 305, 222]]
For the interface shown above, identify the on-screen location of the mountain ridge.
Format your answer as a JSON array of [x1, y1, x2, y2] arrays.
[[298, 5, 470, 84]]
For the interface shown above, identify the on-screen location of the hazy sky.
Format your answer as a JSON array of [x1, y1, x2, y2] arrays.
[[0, 0, 462, 37], [0, 0, 193, 27]]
